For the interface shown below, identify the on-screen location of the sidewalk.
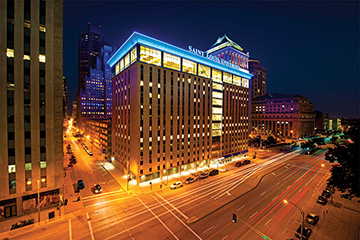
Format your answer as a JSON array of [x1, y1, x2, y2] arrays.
[[312, 192, 360, 240]]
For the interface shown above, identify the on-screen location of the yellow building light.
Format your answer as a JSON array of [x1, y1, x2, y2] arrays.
[[7, 49, 14, 58]]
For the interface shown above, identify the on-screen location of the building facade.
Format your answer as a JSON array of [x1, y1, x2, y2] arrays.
[[63, 76, 67, 119], [323, 113, 330, 130], [109, 32, 252, 184], [0, 0, 63, 219], [248, 59, 266, 99], [251, 93, 315, 140], [83, 119, 111, 160], [314, 110, 324, 131], [329, 118, 341, 131]]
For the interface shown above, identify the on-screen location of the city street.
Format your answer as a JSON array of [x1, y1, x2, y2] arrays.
[[6, 133, 354, 240]]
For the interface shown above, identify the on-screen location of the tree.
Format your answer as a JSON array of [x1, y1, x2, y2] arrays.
[[301, 140, 315, 150], [326, 127, 360, 199], [312, 137, 325, 147], [330, 136, 339, 143], [266, 136, 278, 145]]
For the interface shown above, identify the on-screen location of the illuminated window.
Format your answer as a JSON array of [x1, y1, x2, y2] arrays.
[[163, 52, 180, 71], [8, 165, 16, 173], [242, 78, 249, 88], [124, 53, 130, 68], [7, 49, 14, 58], [212, 129, 221, 137], [212, 123, 222, 130], [39, 54, 46, 63], [25, 163, 32, 171], [23, 55, 30, 60], [212, 107, 222, 115], [233, 75, 241, 86], [115, 62, 120, 75], [212, 69, 222, 83], [212, 115, 222, 121], [213, 82, 223, 91], [40, 161, 46, 169], [198, 64, 210, 78], [223, 72, 232, 84], [212, 98, 222, 106], [212, 91, 223, 99], [140, 45, 161, 66], [120, 59, 124, 72], [182, 59, 196, 74], [131, 47, 137, 64], [39, 26, 46, 32]]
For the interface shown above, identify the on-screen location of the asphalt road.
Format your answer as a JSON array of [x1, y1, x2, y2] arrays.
[[10, 134, 332, 240]]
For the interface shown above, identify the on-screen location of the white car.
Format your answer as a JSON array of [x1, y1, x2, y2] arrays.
[[170, 181, 183, 190], [219, 168, 228, 172]]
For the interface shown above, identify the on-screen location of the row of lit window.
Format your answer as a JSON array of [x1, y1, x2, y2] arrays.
[[7, 49, 46, 62], [8, 162, 46, 173]]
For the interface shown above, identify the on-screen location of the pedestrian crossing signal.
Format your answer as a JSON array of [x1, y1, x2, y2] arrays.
[[233, 213, 237, 223]]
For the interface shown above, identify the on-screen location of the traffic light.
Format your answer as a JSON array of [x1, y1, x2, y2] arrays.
[[232, 213, 237, 223]]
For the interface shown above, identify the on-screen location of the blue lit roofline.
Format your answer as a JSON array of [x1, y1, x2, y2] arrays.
[[107, 32, 253, 79]]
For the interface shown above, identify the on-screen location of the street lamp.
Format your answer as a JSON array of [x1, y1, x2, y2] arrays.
[[283, 200, 304, 240]]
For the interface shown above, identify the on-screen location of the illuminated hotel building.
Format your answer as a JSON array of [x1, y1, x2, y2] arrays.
[[109, 32, 252, 184]]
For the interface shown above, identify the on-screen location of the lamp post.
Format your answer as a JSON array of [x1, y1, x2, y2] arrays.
[[284, 200, 304, 240]]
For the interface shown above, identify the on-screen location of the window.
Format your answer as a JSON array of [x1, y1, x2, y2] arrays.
[[120, 59, 124, 72], [212, 98, 222, 106], [242, 78, 249, 88], [223, 72, 232, 84], [233, 75, 241, 86], [115, 62, 120, 75], [7, 49, 14, 58], [40, 161, 46, 168], [198, 64, 210, 78], [212, 115, 222, 121], [212, 91, 223, 99], [182, 59, 196, 74], [212, 123, 222, 130], [39, 54, 46, 63], [212, 69, 222, 83], [25, 163, 32, 171], [213, 82, 222, 91], [140, 46, 161, 66], [212, 130, 221, 137], [163, 53, 180, 71], [8, 165, 16, 173], [212, 108, 222, 115], [130, 47, 137, 64], [124, 53, 130, 69]]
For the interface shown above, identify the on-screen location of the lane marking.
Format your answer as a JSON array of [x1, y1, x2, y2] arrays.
[[287, 185, 291, 189], [276, 182, 280, 185], [271, 172, 276, 176], [69, 219, 72, 240], [221, 235, 228, 240], [203, 226, 214, 233], [155, 192, 189, 220], [137, 197, 180, 240], [265, 218, 272, 225], [86, 212, 95, 240], [236, 205, 245, 211], [260, 191, 266, 196], [151, 195, 202, 240], [272, 196, 278, 201], [250, 211, 258, 219]]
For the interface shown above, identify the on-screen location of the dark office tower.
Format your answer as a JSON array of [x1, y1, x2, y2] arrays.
[[0, 0, 63, 219], [248, 59, 266, 99], [63, 76, 68, 119], [78, 22, 105, 91]]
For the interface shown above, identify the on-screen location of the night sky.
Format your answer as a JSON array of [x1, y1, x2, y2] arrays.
[[64, 1, 359, 118]]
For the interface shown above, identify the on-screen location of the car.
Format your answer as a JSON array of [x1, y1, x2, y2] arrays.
[[184, 177, 197, 184], [235, 162, 242, 167], [219, 168, 228, 172], [209, 169, 219, 176], [305, 213, 319, 225], [68, 149, 73, 154], [199, 172, 209, 179], [93, 184, 102, 194], [88, 151, 93, 156], [243, 160, 251, 165], [77, 180, 85, 189], [70, 159, 77, 164], [322, 189, 331, 198], [325, 185, 335, 193], [317, 195, 328, 205], [295, 225, 312, 239], [170, 181, 183, 189]]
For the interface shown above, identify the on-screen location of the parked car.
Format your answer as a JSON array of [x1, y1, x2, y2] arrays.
[[235, 162, 242, 167], [88, 151, 93, 156], [243, 159, 251, 165], [295, 225, 312, 239], [77, 180, 85, 190], [70, 159, 77, 164], [199, 172, 209, 179], [68, 149, 73, 154], [219, 168, 228, 172], [317, 195, 327, 205], [185, 177, 196, 184], [305, 213, 319, 225], [209, 169, 219, 176], [322, 189, 331, 198], [170, 181, 183, 190], [325, 185, 335, 193], [93, 184, 102, 194]]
